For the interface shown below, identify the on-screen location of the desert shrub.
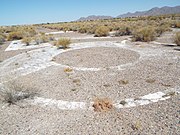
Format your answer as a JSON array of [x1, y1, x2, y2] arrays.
[[95, 26, 110, 37], [118, 80, 129, 85], [115, 26, 132, 36], [174, 22, 180, 28], [6, 26, 37, 41], [56, 38, 71, 49], [78, 26, 88, 33], [23, 27, 37, 37], [132, 27, 156, 42], [155, 25, 171, 37], [87, 27, 97, 34], [174, 32, 180, 46], [7, 31, 23, 41], [0, 82, 36, 105], [47, 34, 55, 41], [22, 37, 32, 46], [0, 33, 6, 45], [92, 98, 113, 112], [33, 35, 49, 45]]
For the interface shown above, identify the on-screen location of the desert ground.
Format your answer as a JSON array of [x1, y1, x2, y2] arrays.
[[0, 27, 180, 135]]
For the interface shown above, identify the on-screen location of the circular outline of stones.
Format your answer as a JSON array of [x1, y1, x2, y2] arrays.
[[54, 44, 140, 71]]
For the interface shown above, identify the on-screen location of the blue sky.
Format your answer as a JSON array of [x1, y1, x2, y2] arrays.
[[0, 0, 180, 26]]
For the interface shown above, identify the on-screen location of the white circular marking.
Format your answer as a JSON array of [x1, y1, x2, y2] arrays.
[[22, 88, 179, 110]]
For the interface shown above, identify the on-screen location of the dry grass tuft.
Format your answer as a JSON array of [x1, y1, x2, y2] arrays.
[[22, 37, 32, 46], [118, 80, 129, 85], [92, 98, 113, 112], [95, 26, 110, 37], [55, 38, 71, 49], [146, 79, 156, 83], [64, 67, 73, 73], [131, 121, 142, 130], [0, 81, 36, 105]]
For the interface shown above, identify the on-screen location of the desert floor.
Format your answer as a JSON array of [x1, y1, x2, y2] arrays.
[[0, 28, 179, 135]]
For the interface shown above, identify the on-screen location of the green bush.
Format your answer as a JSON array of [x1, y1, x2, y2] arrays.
[[132, 27, 156, 42], [174, 32, 180, 46], [95, 26, 110, 37], [55, 38, 71, 49]]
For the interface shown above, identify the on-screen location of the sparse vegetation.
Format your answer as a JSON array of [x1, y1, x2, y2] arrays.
[[95, 26, 110, 37], [6, 26, 37, 41], [155, 24, 171, 37], [64, 67, 73, 72], [114, 26, 132, 36], [7, 31, 23, 41], [55, 38, 71, 49], [132, 27, 156, 42], [146, 79, 156, 83], [73, 79, 81, 86], [22, 37, 32, 46], [174, 21, 180, 28], [174, 32, 180, 46], [118, 80, 129, 85], [131, 121, 142, 130], [0, 33, 6, 45], [33, 35, 50, 45], [0, 81, 36, 105], [92, 98, 113, 112]]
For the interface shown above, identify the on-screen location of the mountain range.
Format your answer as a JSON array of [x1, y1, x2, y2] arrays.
[[77, 6, 180, 21]]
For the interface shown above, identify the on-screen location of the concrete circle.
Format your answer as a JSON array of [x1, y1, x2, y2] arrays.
[[54, 47, 140, 69]]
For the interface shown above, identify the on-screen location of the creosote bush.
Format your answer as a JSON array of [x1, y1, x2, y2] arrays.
[[55, 38, 71, 49], [115, 26, 132, 36], [155, 24, 171, 37], [132, 27, 156, 42], [95, 26, 110, 37], [7, 31, 23, 41], [174, 32, 180, 46], [22, 37, 32, 46], [6, 26, 37, 41], [33, 35, 50, 45]]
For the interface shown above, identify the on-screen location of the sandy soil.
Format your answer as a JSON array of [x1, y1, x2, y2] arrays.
[[0, 29, 179, 135]]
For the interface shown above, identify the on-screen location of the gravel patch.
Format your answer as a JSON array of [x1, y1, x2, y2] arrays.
[[54, 47, 140, 68]]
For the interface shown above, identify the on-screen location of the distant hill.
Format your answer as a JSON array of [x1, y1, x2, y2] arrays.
[[76, 6, 180, 22], [117, 6, 180, 18], [77, 15, 113, 21]]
